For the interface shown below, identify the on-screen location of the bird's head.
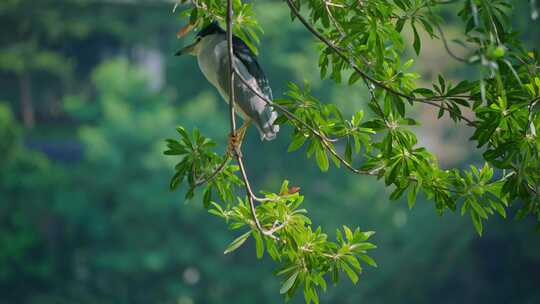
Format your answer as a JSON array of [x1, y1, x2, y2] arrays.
[[175, 21, 225, 56]]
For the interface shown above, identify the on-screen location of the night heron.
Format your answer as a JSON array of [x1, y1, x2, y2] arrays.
[[175, 22, 279, 152]]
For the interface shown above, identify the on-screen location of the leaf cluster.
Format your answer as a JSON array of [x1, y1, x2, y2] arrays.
[[169, 0, 540, 302], [166, 127, 377, 303], [212, 181, 376, 304]]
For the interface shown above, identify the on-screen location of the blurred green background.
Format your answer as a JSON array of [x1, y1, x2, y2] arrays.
[[1, 1, 539, 303]]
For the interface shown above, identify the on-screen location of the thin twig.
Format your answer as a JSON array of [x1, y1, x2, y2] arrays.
[[434, 18, 468, 63], [422, 3, 469, 63], [225, 0, 278, 239], [194, 154, 231, 186]]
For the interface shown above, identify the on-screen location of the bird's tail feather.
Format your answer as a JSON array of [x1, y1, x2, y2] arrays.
[[259, 108, 280, 141]]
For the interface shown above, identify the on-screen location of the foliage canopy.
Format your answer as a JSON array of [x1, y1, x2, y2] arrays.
[[167, 0, 539, 302]]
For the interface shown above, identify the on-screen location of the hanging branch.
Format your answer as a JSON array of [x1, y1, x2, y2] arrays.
[[233, 70, 469, 195], [225, 0, 280, 239]]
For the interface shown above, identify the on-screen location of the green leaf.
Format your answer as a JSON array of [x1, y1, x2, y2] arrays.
[[203, 188, 212, 209], [437, 105, 445, 119], [176, 126, 191, 144], [470, 200, 488, 219], [407, 182, 418, 209], [342, 262, 359, 284], [351, 242, 377, 251], [471, 212, 483, 236], [413, 88, 434, 97], [288, 133, 307, 152], [343, 225, 353, 241], [280, 271, 299, 294], [315, 147, 329, 172], [412, 23, 421, 55], [352, 111, 364, 126], [394, 96, 405, 117], [280, 180, 290, 195], [276, 265, 297, 277], [359, 254, 378, 267], [395, 18, 406, 32], [346, 255, 362, 272], [169, 171, 183, 190], [437, 75, 446, 93], [491, 201, 507, 218], [331, 265, 339, 283], [448, 80, 474, 95], [189, 8, 198, 24], [348, 71, 362, 85], [208, 202, 225, 218], [461, 200, 469, 216], [224, 231, 251, 254], [253, 230, 264, 259], [345, 138, 353, 164]]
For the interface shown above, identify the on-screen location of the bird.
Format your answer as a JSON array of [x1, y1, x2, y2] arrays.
[[175, 21, 279, 153]]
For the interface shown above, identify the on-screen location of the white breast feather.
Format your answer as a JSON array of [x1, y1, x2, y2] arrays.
[[196, 35, 262, 120]]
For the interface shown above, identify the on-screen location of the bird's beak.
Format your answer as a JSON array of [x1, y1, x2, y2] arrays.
[[175, 40, 198, 56]]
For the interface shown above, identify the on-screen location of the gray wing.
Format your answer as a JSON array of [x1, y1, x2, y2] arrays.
[[215, 36, 279, 140], [232, 36, 273, 101]]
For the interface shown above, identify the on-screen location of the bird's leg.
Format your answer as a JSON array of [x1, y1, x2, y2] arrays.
[[236, 120, 250, 146], [227, 120, 251, 157]]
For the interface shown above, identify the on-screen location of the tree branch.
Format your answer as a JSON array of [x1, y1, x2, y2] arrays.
[[284, 0, 477, 127], [227, 0, 476, 217], [234, 64, 465, 195], [225, 0, 279, 240]]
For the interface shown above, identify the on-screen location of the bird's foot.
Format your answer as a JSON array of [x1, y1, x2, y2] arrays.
[[227, 120, 250, 157], [227, 132, 243, 158], [227, 122, 249, 158]]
